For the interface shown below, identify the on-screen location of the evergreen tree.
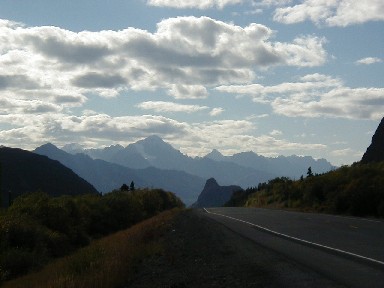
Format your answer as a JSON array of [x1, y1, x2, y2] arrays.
[[130, 181, 135, 191], [120, 183, 129, 191], [307, 167, 314, 177]]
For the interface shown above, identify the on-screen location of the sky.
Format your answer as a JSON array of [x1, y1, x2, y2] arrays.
[[0, 0, 383, 166]]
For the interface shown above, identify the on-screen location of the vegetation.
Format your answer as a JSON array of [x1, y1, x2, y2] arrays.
[[226, 162, 384, 218], [2, 208, 180, 288], [0, 189, 184, 283]]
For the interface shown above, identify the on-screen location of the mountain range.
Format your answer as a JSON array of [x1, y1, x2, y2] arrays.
[[34, 143, 204, 205], [33, 136, 334, 205], [63, 135, 334, 183]]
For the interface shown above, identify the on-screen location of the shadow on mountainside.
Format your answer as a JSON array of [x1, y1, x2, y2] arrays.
[[128, 210, 344, 288]]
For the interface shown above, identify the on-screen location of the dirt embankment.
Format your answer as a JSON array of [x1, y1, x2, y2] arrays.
[[128, 209, 344, 288]]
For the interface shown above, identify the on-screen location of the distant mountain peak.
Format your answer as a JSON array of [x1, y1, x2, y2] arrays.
[[194, 177, 242, 208], [138, 135, 166, 145], [205, 149, 225, 161], [204, 177, 219, 188], [37, 143, 60, 151], [361, 117, 384, 163], [145, 135, 164, 141]]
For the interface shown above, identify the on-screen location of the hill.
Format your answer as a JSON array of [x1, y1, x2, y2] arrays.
[[0, 147, 97, 207]]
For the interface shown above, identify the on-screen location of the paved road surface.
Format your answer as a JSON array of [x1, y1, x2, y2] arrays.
[[203, 207, 384, 288]]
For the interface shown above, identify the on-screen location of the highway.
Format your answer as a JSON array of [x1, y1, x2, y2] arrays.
[[203, 207, 384, 288]]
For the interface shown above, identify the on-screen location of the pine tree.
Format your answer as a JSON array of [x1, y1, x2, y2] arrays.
[[307, 167, 314, 178]]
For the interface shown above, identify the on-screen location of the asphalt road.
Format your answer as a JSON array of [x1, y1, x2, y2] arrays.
[[203, 207, 384, 288]]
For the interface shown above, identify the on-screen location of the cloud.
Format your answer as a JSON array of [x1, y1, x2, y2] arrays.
[[167, 84, 209, 99], [273, 0, 384, 26], [217, 74, 384, 120], [71, 72, 127, 88], [0, 98, 61, 114], [270, 129, 282, 136], [136, 101, 209, 113], [181, 121, 326, 157], [147, 0, 243, 9], [210, 107, 225, 116], [0, 109, 326, 159], [0, 16, 331, 158], [0, 16, 327, 104], [355, 57, 382, 65]]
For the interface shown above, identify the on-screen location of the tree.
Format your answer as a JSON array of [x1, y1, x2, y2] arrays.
[[0, 162, 2, 207], [130, 181, 135, 191], [120, 184, 129, 191], [307, 167, 314, 178]]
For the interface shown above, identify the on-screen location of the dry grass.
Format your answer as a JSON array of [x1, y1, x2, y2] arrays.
[[2, 208, 181, 288]]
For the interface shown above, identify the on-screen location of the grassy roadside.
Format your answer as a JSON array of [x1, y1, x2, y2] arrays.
[[2, 208, 182, 288]]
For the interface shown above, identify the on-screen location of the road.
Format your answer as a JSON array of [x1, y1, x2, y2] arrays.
[[203, 207, 384, 288]]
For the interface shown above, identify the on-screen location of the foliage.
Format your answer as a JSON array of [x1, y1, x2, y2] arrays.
[[0, 189, 184, 282], [2, 209, 180, 288], [226, 162, 384, 218]]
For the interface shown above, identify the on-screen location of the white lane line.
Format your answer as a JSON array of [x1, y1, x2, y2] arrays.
[[203, 208, 384, 267], [250, 207, 383, 223]]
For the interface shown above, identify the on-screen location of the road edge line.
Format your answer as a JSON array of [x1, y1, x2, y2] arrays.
[[203, 208, 384, 269]]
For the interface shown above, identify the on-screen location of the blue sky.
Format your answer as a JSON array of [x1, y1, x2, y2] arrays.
[[0, 0, 383, 166]]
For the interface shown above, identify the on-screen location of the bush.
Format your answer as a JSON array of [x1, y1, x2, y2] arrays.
[[233, 162, 384, 218], [0, 188, 184, 282]]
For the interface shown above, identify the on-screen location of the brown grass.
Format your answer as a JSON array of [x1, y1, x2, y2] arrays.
[[2, 208, 181, 288]]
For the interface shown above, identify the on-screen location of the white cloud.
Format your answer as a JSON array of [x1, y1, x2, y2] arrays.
[[270, 129, 283, 136], [136, 101, 209, 113], [0, 16, 327, 106], [0, 16, 330, 157], [147, 0, 243, 9], [217, 74, 384, 120], [209, 107, 225, 116], [355, 57, 382, 65], [0, 110, 326, 159], [273, 0, 384, 26]]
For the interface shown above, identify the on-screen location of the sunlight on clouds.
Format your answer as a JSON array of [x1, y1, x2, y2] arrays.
[[0, 15, 327, 108], [210, 107, 225, 116], [136, 101, 209, 113], [273, 0, 384, 26], [217, 74, 384, 120], [147, 0, 243, 9]]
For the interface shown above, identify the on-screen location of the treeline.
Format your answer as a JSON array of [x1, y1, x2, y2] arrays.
[[226, 162, 384, 218], [0, 189, 184, 282]]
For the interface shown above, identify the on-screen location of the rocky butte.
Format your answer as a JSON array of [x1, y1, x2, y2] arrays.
[[361, 117, 384, 164]]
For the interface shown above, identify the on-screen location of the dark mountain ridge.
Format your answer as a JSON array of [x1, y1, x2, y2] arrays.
[[0, 146, 98, 207]]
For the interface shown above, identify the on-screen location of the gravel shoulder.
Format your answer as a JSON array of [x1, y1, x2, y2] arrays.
[[128, 209, 345, 288]]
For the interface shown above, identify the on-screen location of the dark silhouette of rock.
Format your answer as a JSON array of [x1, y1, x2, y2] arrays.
[[361, 117, 384, 163], [193, 178, 243, 208]]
